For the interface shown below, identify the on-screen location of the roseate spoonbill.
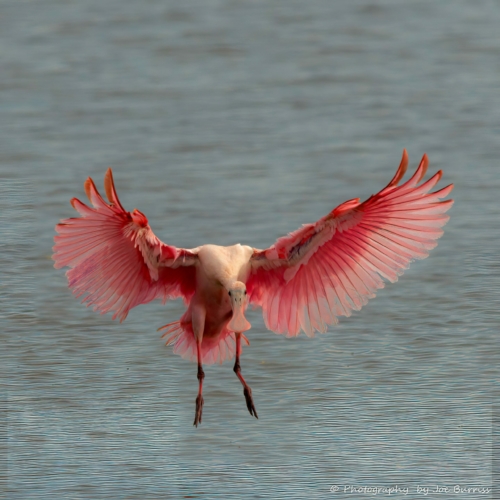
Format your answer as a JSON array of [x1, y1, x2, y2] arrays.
[[53, 150, 453, 426]]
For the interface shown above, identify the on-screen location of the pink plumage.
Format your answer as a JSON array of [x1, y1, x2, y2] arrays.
[[247, 151, 454, 337], [53, 150, 453, 426]]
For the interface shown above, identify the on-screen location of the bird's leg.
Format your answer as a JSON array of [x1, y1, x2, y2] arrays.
[[233, 332, 258, 419], [192, 304, 206, 427], [193, 340, 205, 427]]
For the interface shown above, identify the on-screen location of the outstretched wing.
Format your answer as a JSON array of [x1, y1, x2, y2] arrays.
[[247, 150, 454, 337], [53, 169, 199, 322]]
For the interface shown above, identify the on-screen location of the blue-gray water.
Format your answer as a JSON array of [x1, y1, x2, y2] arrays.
[[2, 1, 498, 498]]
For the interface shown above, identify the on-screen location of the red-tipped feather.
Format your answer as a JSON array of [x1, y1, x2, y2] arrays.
[[104, 168, 126, 211], [386, 148, 409, 188]]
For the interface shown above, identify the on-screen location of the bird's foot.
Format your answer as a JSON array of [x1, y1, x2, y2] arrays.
[[193, 394, 204, 427], [243, 386, 258, 419]]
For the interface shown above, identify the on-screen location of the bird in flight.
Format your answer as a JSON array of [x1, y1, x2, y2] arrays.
[[53, 150, 453, 426]]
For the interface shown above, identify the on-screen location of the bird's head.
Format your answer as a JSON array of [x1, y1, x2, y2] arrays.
[[227, 281, 251, 333]]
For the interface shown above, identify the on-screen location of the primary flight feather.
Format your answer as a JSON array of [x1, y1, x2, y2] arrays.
[[53, 150, 453, 426]]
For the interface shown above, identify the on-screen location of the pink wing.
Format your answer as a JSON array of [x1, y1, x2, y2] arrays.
[[53, 169, 198, 322], [247, 150, 454, 337]]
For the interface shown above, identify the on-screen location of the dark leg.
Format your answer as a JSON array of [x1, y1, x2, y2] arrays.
[[233, 332, 258, 419], [193, 340, 205, 427]]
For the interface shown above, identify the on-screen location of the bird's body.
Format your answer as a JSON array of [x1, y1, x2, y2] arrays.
[[53, 150, 454, 425], [166, 244, 254, 362]]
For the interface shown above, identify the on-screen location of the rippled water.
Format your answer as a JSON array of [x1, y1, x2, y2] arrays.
[[2, 1, 498, 498]]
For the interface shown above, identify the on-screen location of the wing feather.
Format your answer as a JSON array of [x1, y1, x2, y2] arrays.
[[248, 150, 453, 337], [53, 168, 198, 322]]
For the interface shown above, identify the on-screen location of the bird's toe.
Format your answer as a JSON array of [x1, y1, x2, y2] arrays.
[[243, 387, 258, 419], [193, 395, 204, 427]]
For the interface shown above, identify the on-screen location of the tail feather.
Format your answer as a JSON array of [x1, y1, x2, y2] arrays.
[[159, 321, 249, 365]]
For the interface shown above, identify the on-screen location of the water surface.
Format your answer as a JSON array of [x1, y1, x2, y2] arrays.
[[2, 1, 498, 498]]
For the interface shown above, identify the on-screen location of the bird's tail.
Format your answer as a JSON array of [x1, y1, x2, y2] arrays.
[[158, 321, 249, 365]]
